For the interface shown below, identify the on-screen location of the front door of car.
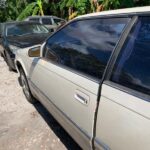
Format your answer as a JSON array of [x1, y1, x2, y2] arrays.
[[30, 17, 131, 149]]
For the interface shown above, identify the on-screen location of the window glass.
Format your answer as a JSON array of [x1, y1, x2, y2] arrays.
[[111, 17, 150, 96], [54, 18, 64, 25], [44, 18, 130, 79], [42, 18, 52, 25], [6, 24, 49, 36]]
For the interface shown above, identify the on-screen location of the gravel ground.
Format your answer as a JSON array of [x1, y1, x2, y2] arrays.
[[0, 56, 81, 150]]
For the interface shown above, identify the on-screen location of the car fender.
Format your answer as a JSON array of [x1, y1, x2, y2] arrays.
[[15, 57, 28, 77]]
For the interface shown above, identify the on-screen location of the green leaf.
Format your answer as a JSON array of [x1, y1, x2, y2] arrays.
[[17, 2, 36, 21]]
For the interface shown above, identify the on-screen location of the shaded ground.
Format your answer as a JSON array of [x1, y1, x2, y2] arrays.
[[0, 56, 81, 150]]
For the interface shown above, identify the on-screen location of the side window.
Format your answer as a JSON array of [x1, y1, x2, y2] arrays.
[[53, 18, 62, 25], [111, 17, 150, 96], [29, 18, 40, 23], [42, 18, 52, 25], [44, 18, 130, 80]]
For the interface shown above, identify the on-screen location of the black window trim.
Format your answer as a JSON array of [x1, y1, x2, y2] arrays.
[[104, 15, 150, 102], [42, 15, 133, 83]]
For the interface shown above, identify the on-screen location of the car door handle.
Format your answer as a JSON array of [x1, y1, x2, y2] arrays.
[[74, 90, 90, 105]]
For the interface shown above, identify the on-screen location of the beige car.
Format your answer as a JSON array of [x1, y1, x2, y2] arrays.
[[25, 16, 66, 32], [15, 6, 150, 150]]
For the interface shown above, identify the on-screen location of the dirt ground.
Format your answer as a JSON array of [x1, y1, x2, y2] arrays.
[[0, 56, 81, 150]]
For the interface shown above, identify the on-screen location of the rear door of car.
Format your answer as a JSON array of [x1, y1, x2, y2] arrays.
[[29, 17, 131, 149], [95, 15, 150, 150]]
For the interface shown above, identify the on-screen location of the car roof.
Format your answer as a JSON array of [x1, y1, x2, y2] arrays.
[[27, 15, 64, 19], [76, 6, 150, 19], [3, 21, 42, 25]]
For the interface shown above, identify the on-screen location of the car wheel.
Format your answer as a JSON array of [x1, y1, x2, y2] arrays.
[[0, 53, 3, 57], [20, 69, 37, 104], [5, 51, 13, 71]]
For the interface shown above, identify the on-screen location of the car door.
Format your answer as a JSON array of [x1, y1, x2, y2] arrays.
[[95, 16, 150, 150], [29, 17, 130, 149]]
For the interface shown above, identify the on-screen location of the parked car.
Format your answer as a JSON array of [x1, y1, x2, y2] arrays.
[[0, 21, 51, 70], [15, 6, 150, 150], [25, 16, 66, 32]]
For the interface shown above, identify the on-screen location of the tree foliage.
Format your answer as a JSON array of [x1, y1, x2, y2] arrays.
[[0, 0, 150, 22]]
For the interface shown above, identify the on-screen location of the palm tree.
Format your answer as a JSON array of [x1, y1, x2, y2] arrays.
[[17, 0, 48, 21], [0, 0, 30, 21]]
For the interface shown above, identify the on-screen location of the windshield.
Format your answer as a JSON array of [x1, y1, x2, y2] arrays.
[[6, 23, 49, 36]]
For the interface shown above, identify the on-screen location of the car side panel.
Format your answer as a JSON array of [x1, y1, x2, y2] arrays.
[[95, 83, 150, 150], [29, 79, 91, 150]]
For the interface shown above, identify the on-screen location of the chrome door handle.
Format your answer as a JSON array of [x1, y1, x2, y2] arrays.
[[74, 90, 90, 105]]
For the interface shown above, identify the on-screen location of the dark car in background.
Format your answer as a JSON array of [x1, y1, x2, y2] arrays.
[[25, 16, 66, 32], [0, 21, 51, 71]]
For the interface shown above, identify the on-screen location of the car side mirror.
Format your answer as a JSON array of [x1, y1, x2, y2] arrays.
[[28, 46, 41, 57]]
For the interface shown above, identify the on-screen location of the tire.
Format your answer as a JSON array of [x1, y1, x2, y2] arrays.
[[20, 69, 37, 104], [0, 53, 3, 57], [5, 51, 13, 71]]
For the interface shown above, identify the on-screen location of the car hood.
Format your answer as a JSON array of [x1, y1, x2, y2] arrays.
[[7, 33, 51, 48]]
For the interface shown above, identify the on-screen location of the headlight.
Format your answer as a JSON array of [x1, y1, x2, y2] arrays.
[[9, 45, 20, 53]]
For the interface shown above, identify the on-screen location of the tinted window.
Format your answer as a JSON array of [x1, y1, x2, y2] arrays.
[[6, 24, 49, 36], [111, 17, 150, 96], [44, 18, 130, 79], [54, 18, 64, 25], [42, 18, 52, 25]]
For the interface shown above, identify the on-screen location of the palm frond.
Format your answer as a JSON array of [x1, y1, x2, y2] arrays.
[[17, 2, 36, 21]]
